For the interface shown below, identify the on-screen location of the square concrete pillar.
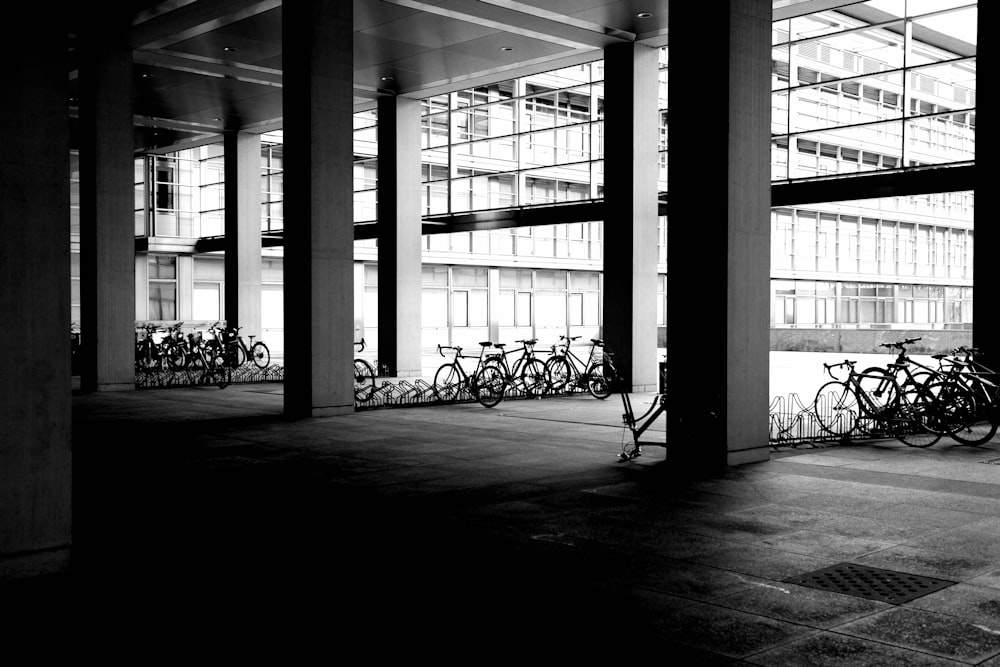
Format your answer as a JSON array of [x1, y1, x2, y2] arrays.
[[602, 42, 660, 392], [0, 12, 72, 579], [973, 3, 996, 353], [224, 131, 263, 339], [667, 0, 772, 468], [377, 96, 423, 377], [282, 1, 355, 417], [78, 26, 136, 392]]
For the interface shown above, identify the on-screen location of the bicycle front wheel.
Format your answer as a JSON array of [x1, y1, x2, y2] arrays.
[[354, 359, 377, 403], [856, 368, 899, 418], [475, 364, 507, 408], [544, 356, 571, 393], [250, 342, 270, 369], [586, 361, 614, 400], [433, 363, 463, 403], [813, 381, 859, 438]]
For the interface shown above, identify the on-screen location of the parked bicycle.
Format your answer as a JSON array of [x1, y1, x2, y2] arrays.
[[544, 335, 618, 399], [433, 342, 504, 407], [935, 346, 1000, 445], [480, 338, 548, 399], [354, 338, 377, 403], [813, 358, 973, 448], [211, 323, 270, 369]]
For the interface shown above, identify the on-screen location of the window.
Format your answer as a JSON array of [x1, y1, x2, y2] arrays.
[[148, 254, 177, 320]]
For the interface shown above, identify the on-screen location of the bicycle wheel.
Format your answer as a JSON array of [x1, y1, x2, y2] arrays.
[[475, 364, 507, 408], [586, 361, 613, 400], [813, 381, 859, 438], [250, 342, 270, 369], [433, 363, 463, 403], [857, 368, 898, 418], [544, 356, 571, 393], [892, 384, 942, 448], [354, 359, 377, 403], [951, 380, 999, 445], [519, 358, 547, 397], [163, 343, 186, 370], [916, 380, 976, 436]]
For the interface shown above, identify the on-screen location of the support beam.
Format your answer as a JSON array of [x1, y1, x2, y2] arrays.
[[282, 0, 355, 417], [602, 42, 660, 392], [667, 0, 772, 468], [78, 22, 136, 392], [0, 9, 72, 579], [224, 131, 263, 339], [377, 96, 423, 377]]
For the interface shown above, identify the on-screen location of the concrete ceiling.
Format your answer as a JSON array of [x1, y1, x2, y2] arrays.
[[66, 0, 865, 152]]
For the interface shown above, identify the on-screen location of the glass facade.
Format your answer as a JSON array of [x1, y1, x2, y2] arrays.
[[68, 0, 978, 353], [771, 0, 976, 180]]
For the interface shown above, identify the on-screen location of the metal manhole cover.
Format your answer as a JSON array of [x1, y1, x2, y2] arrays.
[[785, 562, 955, 604]]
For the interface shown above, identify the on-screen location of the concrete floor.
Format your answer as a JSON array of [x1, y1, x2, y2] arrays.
[[9, 382, 1000, 662]]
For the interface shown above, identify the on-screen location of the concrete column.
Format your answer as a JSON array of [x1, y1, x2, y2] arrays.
[[0, 11, 72, 579], [377, 96, 423, 377], [78, 23, 135, 393], [282, 1, 354, 417], [973, 3, 996, 353], [224, 131, 263, 338], [667, 0, 772, 468], [602, 42, 660, 392]]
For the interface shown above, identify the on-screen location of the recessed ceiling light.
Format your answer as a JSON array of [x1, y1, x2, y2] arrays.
[[213, 117, 223, 121], [636, 12, 652, 18], [500, 46, 513, 52], [224, 46, 237, 52], [381, 76, 394, 82]]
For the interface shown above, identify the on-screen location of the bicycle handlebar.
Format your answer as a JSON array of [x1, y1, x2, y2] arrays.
[[438, 344, 463, 357], [355, 338, 366, 352], [880, 337, 922, 350]]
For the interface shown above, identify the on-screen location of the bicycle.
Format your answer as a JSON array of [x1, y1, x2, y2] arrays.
[[354, 339, 377, 403], [214, 323, 271, 369], [936, 346, 1000, 445], [544, 335, 618, 399], [813, 359, 971, 448], [480, 338, 548, 399], [863, 338, 979, 443], [433, 342, 504, 407], [135, 323, 166, 371]]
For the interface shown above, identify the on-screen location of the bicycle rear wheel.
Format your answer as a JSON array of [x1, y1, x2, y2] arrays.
[[475, 364, 507, 408], [813, 381, 859, 438], [354, 359, 377, 403], [433, 363, 463, 403], [519, 358, 547, 397], [892, 384, 942, 447], [857, 368, 898, 418], [586, 361, 614, 400], [250, 342, 270, 369]]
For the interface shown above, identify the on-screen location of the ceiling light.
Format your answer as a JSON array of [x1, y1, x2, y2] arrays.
[[224, 46, 237, 52], [636, 12, 652, 18], [381, 76, 394, 82], [500, 46, 513, 52]]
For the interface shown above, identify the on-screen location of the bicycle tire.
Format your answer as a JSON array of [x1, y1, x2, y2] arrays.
[[950, 377, 999, 445], [857, 368, 898, 418], [250, 341, 270, 369], [813, 381, 859, 438], [519, 358, 547, 397], [544, 356, 571, 393], [475, 364, 507, 408], [586, 361, 613, 399], [433, 363, 463, 403], [354, 358, 377, 403], [906, 379, 973, 436], [891, 384, 942, 447]]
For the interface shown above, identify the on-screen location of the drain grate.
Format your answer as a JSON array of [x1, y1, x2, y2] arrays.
[[785, 562, 955, 604]]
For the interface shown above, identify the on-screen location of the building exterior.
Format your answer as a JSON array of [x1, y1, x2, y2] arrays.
[[81, 1, 977, 358]]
